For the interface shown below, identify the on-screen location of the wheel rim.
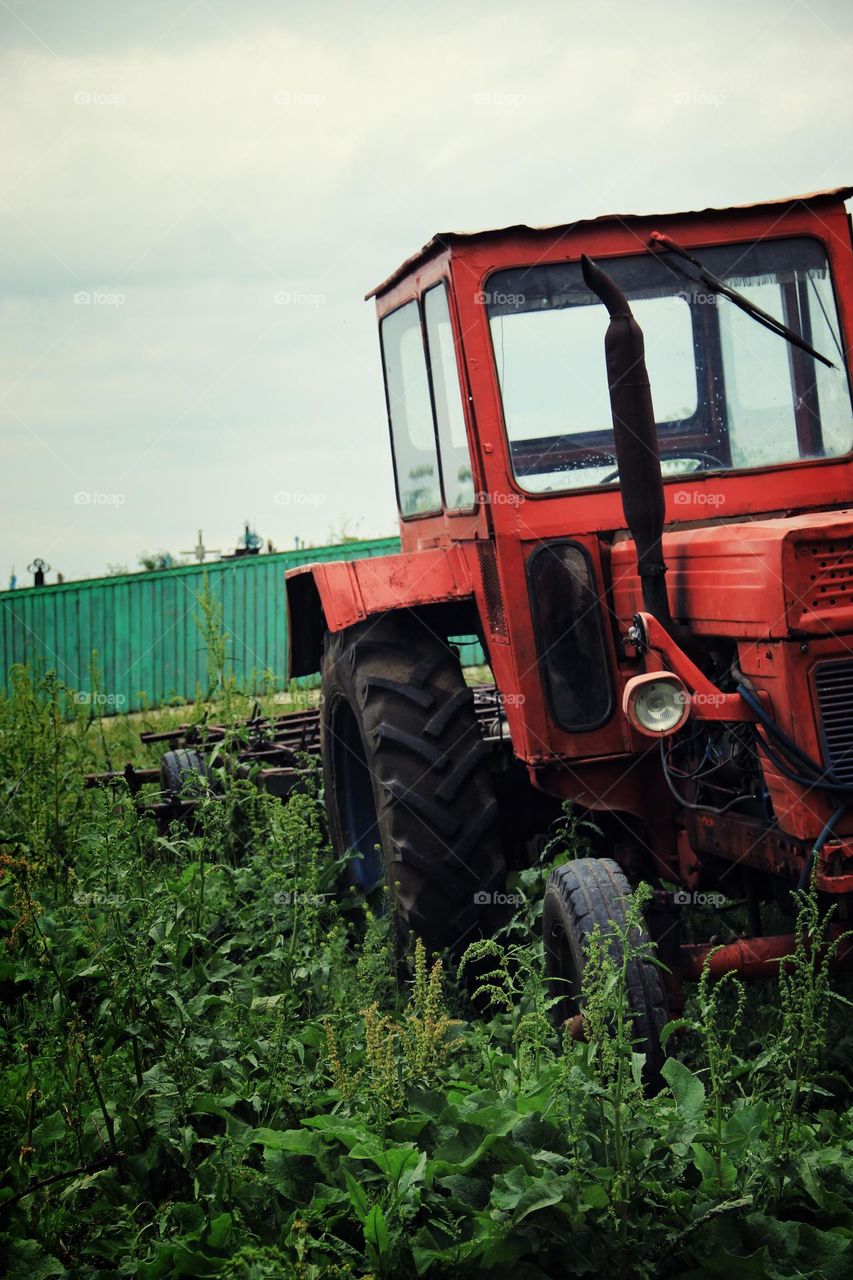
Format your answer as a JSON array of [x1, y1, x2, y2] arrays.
[[330, 696, 384, 891]]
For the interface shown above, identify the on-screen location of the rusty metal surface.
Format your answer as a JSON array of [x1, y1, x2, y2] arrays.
[[285, 544, 476, 646], [677, 928, 853, 982], [686, 808, 853, 893]]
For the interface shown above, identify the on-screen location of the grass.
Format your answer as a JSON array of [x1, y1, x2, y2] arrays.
[[1, 664, 853, 1279]]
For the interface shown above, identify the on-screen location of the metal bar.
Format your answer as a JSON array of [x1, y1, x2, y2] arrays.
[[677, 927, 852, 981]]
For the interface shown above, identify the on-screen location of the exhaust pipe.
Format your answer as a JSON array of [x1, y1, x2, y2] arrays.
[[581, 254, 675, 636]]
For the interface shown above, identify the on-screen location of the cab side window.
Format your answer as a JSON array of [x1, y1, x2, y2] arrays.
[[424, 285, 476, 510], [381, 300, 441, 516]]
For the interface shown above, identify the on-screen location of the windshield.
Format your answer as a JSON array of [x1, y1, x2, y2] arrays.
[[486, 236, 853, 493]]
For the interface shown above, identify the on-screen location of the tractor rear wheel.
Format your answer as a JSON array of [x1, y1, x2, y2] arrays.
[[543, 858, 667, 1084], [320, 613, 506, 957]]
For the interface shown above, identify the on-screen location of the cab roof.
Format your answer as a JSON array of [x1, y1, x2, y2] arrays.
[[366, 185, 853, 300]]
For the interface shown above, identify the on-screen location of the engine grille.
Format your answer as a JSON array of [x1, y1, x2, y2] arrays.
[[792, 537, 853, 623], [814, 659, 853, 785]]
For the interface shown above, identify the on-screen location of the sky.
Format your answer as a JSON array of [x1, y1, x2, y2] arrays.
[[1, 0, 852, 584]]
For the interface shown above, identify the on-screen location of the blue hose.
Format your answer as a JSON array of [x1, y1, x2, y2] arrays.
[[738, 685, 844, 785], [798, 802, 847, 892], [736, 685, 849, 891]]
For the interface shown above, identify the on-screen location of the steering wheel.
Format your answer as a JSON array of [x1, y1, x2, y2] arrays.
[[600, 450, 728, 485]]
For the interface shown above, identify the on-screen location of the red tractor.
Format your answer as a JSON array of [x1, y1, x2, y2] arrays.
[[286, 186, 853, 1059]]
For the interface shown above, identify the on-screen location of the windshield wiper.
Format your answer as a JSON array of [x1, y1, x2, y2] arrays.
[[650, 230, 836, 370]]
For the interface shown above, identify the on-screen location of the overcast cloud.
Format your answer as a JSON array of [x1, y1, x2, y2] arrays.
[[1, 0, 852, 582]]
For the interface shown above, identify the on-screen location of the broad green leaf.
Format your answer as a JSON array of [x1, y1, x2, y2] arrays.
[[798, 1150, 847, 1214], [430, 1129, 501, 1175], [660, 1018, 694, 1051], [678, 1243, 770, 1277], [32, 1111, 67, 1144], [692, 1141, 737, 1192], [341, 1166, 369, 1222], [411, 1224, 456, 1276], [245, 1126, 324, 1156], [190, 1091, 240, 1112], [387, 1113, 431, 1141], [206, 1212, 232, 1249], [0, 1238, 67, 1279], [167, 1243, 222, 1277], [406, 1088, 447, 1118], [742, 1211, 852, 1276], [363, 1204, 390, 1267], [491, 1166, 568, 1223], [512, 1174, 568, 1223], [303, 1115, 371, 1150], [349, 1142, 421, 1187], [185, 992, 225, 1017], [581, 1182, 609, 1209], [435, 1173, 490, 1210], [261, 1148, 300, 1197], [724, 1101, 769, 1162], [59, 1169, 111, 1200], [250, 993, 288, 1012], [662, 1057, 706, 1126]]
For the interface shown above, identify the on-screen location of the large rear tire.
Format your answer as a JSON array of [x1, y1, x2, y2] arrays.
[[320, 613, 506, 957], [543, 858, 667, 1084]]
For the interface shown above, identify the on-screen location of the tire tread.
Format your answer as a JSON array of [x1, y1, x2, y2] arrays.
[[321, 613, 505, 954]]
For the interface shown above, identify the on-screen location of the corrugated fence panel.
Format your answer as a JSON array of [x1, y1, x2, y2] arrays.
[[0, 537, 484, 713]]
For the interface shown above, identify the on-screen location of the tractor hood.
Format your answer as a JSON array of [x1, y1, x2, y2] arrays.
[[610, 508, 853, 639]]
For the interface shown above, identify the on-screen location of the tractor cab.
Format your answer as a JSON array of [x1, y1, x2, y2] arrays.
[[371, 188, 853, 548]]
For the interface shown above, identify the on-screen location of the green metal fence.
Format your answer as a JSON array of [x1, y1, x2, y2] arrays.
[[0, 538, 483, 713]]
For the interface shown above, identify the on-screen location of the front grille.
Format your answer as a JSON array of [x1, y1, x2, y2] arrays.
[[794, 538, 853, 617], [814, 659, 853, 785]]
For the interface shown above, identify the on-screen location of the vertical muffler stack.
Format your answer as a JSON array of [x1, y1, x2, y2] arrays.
[[581, 254, 676, 636]]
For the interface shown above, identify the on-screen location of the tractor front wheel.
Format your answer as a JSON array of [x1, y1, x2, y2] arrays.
[[543, 857, 667, 1084], [320, 613, 506, 958]]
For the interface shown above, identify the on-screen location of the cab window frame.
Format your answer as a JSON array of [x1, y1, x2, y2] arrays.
[[423, 282, 478, 515], [379, 297, 443, 520], [482, 233, 853, 499], [379, 283, 478, 521]]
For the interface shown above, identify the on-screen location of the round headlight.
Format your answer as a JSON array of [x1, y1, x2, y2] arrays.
[[623, 673, 690, 736]]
